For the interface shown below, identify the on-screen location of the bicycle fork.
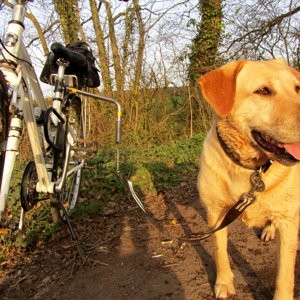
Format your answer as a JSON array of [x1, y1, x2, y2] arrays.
[[0, 114, 23, 221]]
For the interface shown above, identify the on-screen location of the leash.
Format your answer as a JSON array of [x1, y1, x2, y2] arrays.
[[187, 128, 272, 241], [188, 163, 271, 241]]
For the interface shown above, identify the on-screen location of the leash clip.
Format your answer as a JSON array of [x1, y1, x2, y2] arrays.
[[250, 169, 265, 193]]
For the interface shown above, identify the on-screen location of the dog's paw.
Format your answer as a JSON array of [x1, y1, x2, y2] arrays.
[[214, 282, 236, 299], [261, 222, 276, 242]]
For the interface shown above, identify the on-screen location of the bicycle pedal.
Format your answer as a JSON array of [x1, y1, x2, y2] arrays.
[[72, 139, 98, 159], [73, 139, 98, 152], [0, 228, 11, 235]]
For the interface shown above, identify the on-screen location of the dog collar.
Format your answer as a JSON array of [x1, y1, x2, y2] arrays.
[[216, 126, 272, 172]]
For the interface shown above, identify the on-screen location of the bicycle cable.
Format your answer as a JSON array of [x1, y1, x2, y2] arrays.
[[0, 38, 34, 68]]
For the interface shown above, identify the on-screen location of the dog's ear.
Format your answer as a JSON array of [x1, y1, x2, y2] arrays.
[[290, 66, 300, 81], [198, 60, 246, 117]]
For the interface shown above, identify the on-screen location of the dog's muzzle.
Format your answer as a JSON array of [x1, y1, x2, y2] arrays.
[[251, 130, 300, 165]]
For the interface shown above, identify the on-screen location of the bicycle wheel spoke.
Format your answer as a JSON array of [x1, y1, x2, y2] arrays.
[[51, 96, 83, 223]]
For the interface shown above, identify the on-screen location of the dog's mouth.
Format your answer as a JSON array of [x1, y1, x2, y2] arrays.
[[251, 130, 300, 164]]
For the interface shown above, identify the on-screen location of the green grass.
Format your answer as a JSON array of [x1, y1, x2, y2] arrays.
[[0, 133, 205, 259], [0, 159, 59, 258], [82, 132, 204, 196]]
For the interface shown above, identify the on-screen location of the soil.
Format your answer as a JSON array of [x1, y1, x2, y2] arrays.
[[0, 170, 299, 300]]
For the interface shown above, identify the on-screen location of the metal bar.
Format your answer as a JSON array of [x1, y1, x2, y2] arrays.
[[65, 87, 122, 143], [55, 143, 71, 192]]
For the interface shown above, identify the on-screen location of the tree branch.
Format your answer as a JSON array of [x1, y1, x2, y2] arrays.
[[224, 5, 300, 54]]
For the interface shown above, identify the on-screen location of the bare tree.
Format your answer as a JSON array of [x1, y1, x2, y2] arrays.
[[222, 0, 300, 66]]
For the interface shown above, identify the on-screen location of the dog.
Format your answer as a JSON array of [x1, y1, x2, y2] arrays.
[[197, 59, 300, 300]]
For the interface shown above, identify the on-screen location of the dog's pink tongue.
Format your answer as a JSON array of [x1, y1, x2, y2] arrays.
[[282, 142, 300, 160]]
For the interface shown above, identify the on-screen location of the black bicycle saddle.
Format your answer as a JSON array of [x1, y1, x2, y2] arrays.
[[50, 42, 86, 67]]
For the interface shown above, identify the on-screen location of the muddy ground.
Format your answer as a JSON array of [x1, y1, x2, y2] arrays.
[[0, 170, 299, 300]]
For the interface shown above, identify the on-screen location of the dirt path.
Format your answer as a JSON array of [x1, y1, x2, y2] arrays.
[[0, 171, 300, 300]]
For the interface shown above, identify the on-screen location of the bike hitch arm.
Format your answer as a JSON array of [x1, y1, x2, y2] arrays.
[[66, 87, 147, 213]]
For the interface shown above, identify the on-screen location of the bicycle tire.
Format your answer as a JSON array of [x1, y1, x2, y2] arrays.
[[50, 95, 83, 223], [0, 70, 9, 189]]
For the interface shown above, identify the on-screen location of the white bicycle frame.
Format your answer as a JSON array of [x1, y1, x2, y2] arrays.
[[0, 1, 82, 221], [0, 1, 144, 226]]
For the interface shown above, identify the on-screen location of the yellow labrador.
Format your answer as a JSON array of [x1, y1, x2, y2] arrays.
[[197, 59, 300, 300]]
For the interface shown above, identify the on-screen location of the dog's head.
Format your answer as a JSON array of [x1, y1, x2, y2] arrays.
[[198, 59, 300, 165]]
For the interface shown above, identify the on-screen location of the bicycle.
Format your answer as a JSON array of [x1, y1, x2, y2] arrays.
[[0, 0, 144, 239]]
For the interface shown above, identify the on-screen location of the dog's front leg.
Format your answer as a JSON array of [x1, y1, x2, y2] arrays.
[[273, 215, 299, 300], [209, 214, 236, 299]]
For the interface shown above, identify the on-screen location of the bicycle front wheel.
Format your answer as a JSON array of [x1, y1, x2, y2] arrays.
[[0, 70, 9, 220], [51, 95, 83, 223], [0, 70, 9, 187]]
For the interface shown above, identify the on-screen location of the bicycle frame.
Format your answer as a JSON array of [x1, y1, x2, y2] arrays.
[[0, 1, 82, 220], [0, 0, 145, 227]]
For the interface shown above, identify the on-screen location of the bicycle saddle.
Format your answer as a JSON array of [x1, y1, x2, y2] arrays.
[[50, 42, 86, 67]]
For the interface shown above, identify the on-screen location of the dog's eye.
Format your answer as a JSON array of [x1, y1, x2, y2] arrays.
[[255, 87, 272, 96], [296, 85, 300, 93]]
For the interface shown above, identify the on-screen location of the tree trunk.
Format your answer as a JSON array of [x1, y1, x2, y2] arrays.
[[188, 0, 222, 134], [105, 3, 124, 101], [89, 0, 112, 96], [188, 0, 223, 80], [132, 0, 145, 130], [52, 0, 83, 44]]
